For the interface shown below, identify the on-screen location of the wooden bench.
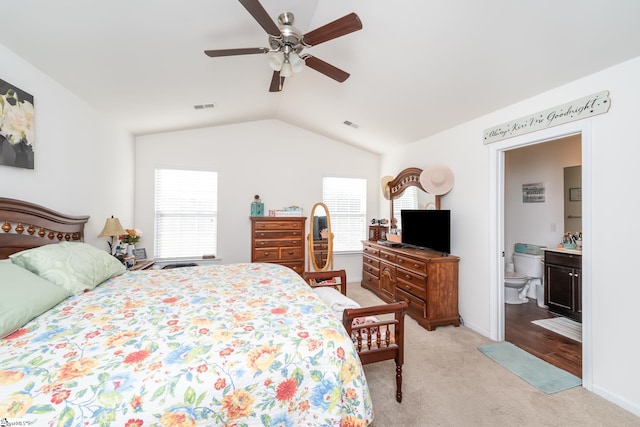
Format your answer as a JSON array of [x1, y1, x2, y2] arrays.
[[303, 270, 407, 402]]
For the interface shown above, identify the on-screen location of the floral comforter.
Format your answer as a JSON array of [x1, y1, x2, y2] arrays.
[[0, 263, 373, 426]]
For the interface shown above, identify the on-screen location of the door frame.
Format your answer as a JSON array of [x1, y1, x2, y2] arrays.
[[488, 120, 593, 390]]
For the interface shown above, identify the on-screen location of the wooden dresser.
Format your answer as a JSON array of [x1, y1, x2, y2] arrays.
[[361, 240, 460, 331], [250, 217, 306, 274], [312, 240, 329, 268]]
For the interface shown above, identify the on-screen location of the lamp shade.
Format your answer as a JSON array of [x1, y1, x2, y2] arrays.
[[281, 61, 293, 78], [290, 53, 305, 73], [98, 217, 127, 238], [268, 52, 284, 71]]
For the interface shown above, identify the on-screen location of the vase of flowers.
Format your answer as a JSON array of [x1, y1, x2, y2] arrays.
[[120, 228, 142, 256]]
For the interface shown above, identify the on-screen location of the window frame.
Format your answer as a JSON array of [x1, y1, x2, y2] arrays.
[[154, 168, 218, 260], [322, 176, 367, 253]]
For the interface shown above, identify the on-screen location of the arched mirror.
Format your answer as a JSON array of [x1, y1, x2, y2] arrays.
[[384, 166, 452, 233], [385, 168, 435, 231], [307, 202, 334, 271]]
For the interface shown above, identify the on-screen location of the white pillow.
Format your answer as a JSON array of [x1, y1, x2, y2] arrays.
[[10, 241, 126, 294], [313, 286, 361, 313]]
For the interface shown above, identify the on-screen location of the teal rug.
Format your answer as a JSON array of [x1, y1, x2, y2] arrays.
[[478, 342, 582, 394]]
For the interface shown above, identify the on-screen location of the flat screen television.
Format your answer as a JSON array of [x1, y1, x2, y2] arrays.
[[400, 209, 451, 254], [313, 215, 328, 240]]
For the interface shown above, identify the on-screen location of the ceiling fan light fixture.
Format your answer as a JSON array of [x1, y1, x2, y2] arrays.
[[268, 51, 284, 71], [290, 52, 305, 73], [281, 61, 294, 78], [204, 2, 362, 92]]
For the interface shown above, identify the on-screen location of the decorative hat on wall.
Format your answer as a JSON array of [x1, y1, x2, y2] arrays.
[[420, 166, 454, 196], [380, 175, 394, 200]]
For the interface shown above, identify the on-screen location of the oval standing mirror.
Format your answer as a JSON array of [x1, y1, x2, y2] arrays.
[[307, 202, 333, 271]]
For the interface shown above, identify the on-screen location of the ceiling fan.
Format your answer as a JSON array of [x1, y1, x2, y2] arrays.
[[205, 0, 362, 92]]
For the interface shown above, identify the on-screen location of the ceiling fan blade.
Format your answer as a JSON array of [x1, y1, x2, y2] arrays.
[[302, 12, 362, 47], [269, 70, 284, 92], [304, 56, 350, 82], [238, 0, 281, 37], [204, 47, 269, 57]]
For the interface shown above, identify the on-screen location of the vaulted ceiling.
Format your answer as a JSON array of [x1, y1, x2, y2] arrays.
[[3, 1, 640, 153]]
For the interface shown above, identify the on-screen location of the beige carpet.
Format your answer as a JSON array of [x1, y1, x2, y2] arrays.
[[347, 284, 640, 427]]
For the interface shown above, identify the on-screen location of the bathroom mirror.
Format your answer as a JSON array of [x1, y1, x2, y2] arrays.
[[564, 165, 582, 233], [307, 202, 333, 271]]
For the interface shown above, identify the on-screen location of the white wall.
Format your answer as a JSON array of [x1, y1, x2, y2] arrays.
[[135, 119, 380, 278], [0, 43, 134, 247], [381, 56, 640, 415]]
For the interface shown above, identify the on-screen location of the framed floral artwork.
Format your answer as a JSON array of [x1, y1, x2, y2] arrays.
[[0, 78, 35, 169]]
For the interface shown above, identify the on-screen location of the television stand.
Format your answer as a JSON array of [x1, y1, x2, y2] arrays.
[[361, 240, 460, 331]]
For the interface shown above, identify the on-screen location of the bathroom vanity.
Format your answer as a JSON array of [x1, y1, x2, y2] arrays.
[[544, 248, 582, 322]]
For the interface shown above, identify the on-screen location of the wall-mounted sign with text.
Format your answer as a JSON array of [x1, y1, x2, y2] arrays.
[[483, 91, 611, 144]]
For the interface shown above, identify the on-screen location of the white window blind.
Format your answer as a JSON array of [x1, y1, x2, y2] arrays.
[[154, 169, 218, 259], [323, 177, 367, 251], [393, 186, 418, 231]]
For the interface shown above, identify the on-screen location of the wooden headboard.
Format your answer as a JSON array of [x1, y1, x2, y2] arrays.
[[0, 198, 89, 259]]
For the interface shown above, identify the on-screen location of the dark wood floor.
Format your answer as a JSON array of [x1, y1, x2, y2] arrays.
[[505, 300, 582, 378]]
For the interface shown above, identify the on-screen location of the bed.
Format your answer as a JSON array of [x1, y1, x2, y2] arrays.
[[0, 198, 373, 426]]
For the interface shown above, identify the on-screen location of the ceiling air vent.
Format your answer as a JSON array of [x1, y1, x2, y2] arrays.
[[194, 103, 216, 110]]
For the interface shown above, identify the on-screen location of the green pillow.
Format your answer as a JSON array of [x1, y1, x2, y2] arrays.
[[10, 241, 126, 295], [0, 262, 71, 338]]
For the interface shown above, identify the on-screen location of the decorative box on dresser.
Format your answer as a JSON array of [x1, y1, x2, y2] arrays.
[[362, 240, 460, 331], [250, 217, 306, 275]]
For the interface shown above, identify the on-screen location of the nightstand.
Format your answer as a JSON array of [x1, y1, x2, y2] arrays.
[[129, 260, 155, 271]]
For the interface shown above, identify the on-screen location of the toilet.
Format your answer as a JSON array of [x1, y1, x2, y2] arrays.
[[505, 249, 544, 305]]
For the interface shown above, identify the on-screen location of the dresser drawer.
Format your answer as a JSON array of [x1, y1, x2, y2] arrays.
[[255, 230, 303, 239], [545, 251, 581, 269], [396, 267, 427, 299], [254, 248, 280, 261], [362, 244, 380, 258], [255, 238, 303, 248], [314, 242, 329, 250], [279, 247, 304, 261], [363, 254, 380, 269], [379, 249, 397, 264], [395, 287, 426, 318], [279, 261, 304, 274], [362, 262, 379, 278], [253, 220, 303, 231], [362, 271, 380, 288], [396, 255, 427, 275]]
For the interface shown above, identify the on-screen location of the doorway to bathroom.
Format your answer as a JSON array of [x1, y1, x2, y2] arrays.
[[503, 135, 582, 377], [488, 120, 592, 388]]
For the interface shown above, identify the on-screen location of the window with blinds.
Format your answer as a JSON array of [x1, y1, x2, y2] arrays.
[[154, 169, 218, 259], [323, 177, 367, 252], [393, 186, 419, 231]]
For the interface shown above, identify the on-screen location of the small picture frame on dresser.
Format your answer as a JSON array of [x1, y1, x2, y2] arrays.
[[133, 248, 147, 260]]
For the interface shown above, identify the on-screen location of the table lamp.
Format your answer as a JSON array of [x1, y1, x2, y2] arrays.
[[98, 216, 127, 255]]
